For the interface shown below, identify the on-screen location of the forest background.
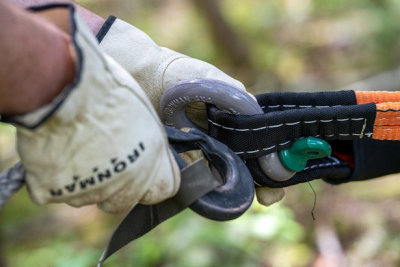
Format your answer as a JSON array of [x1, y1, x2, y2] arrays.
[[1, 0, 400, 266]]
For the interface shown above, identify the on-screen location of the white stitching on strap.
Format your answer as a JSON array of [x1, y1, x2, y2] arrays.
[[208, 117, 373, 154], [267, 105, 281, 108], [236, 128, 252, 132], [360, 119, 367, 138], [208, 117, 366, 132], [339, 133, 368, 136], [253, 126, 268, 131], [279, 141, 291, 146], [329, 156, 341, 164], [261, 104, 343, 109], [263, 145, 277, 151], [269, 124, 284, 128], [303, 156, 343, 170], [233, 133, 373, 154], [304, 163, 333, 170]]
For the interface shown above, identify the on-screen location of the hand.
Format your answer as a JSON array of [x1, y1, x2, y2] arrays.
[[98, 17, 284, 206], [4, 5, 180, 213]]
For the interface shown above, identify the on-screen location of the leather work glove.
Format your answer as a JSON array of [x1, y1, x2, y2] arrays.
[[3, 4, 180, 213], [97, 17, 284, 206]]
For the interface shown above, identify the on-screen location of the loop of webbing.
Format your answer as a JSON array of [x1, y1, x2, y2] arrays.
[[160, 79, 295, 183], [98, 158, 221, 266], [248, 156, 351, 188], [208, 90, 400, 188], [160, 80, 400, 186], [98, 126, 254, 265], [208, 90, 400, 160], [208, 101, 376, 159]]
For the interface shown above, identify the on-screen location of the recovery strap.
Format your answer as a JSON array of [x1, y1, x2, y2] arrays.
[[208, 90, 400, 187]]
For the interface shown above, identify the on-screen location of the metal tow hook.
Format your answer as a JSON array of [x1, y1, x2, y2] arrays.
[[165, 126, 254, 221], [160, 79, 331, 181]]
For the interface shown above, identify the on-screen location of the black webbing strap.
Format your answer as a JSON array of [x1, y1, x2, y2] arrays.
[[98, 126, 255, 265], [207, 90, 400, 188], [247, 156, 351, 188], [208, 91, 376, 159], [98, 159, 221, 266], [328, 139, 400, 184]]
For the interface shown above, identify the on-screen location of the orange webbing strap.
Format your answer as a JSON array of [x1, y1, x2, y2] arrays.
[[356, 92, 400, 140], [373, 102, 400, 140], [356, 91, 400, 105]]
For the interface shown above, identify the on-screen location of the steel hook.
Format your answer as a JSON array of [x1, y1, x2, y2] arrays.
[[160, 79, 295, 181]]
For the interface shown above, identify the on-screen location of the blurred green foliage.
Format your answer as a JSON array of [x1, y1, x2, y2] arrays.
[[2, 0, 400, 266], [81, 0, 400, 93]]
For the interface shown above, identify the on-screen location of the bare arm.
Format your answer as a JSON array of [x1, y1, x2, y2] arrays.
[[0, 0, 75, 115], [10, 0, 105, 35]]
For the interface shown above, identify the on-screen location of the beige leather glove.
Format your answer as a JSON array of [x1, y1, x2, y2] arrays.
[[98, 17, 284, 206], [7, 5, 180, 213]]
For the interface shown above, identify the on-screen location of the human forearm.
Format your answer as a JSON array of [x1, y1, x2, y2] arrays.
[[0, 1, 75, 115], [9, 0, 105, 35]]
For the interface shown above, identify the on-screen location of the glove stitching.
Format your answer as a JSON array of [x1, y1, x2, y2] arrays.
[[158, 54, 189, 91]]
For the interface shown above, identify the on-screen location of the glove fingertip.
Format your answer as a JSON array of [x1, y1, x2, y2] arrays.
[[255, 187, 285, 206]]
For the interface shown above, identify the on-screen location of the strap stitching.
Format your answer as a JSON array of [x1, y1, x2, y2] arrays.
[[377, 117, 400, 120], [261, 104, 343, 109], [209, 117, 373, 154], [234, 132, 372, 155], [303, 157, 343, 171], [303, 162, 341, 171], [256, 157, 345, 184], [360, 119, 367, 138], [208, 117, 366, 132]]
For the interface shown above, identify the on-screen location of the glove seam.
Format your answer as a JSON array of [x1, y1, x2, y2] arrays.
[[157, 53, 188, 92]]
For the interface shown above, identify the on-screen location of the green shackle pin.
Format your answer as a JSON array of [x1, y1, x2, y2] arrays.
[[279, 137, 332, 172]]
